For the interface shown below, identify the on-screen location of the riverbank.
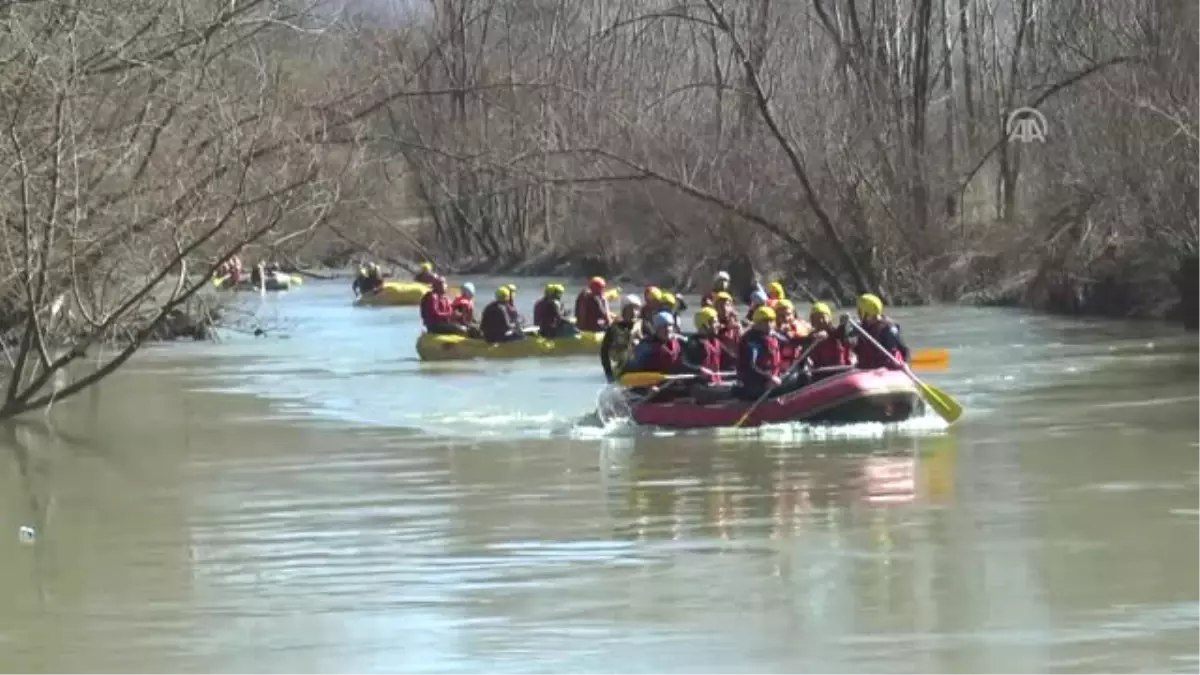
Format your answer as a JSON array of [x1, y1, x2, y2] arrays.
[[295, 247, 1198, 332]]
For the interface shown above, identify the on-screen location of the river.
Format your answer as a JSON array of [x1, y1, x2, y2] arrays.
[[1, 278, 1196, 673]]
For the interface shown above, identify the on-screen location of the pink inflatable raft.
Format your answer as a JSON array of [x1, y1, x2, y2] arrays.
[[631, 367, 924, 429]]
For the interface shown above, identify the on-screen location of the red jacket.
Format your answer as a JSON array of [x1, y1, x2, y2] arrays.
[[420, 291, 453, 328], [717, 320, 742, 370], [451, 295, 475, 324], [630, 336, 682, 372], [686, 335, 724, 382], [573, 291, 609, 331], [777, 320, 812, 366], [806, 327, 852, 368], [852, 319, 908, 369]]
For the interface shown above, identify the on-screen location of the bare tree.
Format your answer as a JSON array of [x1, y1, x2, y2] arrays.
[[328, 0, 1197, 318], [0, 0, 464, 419]]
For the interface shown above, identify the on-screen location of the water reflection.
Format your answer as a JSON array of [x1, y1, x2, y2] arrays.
[[607, 431, 960, 544]]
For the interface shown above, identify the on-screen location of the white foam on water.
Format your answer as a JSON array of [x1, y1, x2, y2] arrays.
[[565, 396, 950, 444]]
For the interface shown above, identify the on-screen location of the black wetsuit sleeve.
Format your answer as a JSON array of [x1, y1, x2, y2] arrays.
[[879, 324, 910, 362], [600, 327, 616, 382]]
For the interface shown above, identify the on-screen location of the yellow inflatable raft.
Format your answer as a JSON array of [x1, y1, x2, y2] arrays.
[[355, 281, 462, 307], [416, 330, 605, 361]]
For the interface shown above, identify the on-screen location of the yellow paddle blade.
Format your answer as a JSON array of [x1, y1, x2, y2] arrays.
[[618, 371, 668, 388], [732, 410, 754, 429], [604, 288, 622, 301], [919, 381, 963, 424], [290, 275, 304, 286], [910, 348, 949, 371]]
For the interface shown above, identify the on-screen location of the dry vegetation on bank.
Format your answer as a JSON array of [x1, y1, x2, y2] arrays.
[[0, 0, 1194, 417], [360, 0, 1196, 324]]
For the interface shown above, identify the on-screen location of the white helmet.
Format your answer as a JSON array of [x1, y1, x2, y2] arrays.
[[461, 282, 476, 297], [621, 294, 644, 310], [715, 270, 731, 282]]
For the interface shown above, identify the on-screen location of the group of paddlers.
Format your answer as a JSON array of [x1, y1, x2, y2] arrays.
[[351, 262, 912, 403], [602, 271, 911, 402], [216, 256, 285, 286]]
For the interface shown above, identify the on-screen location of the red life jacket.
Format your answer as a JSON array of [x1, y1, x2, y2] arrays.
[[696, 336, 723, 381], [717, 320, 741, 370], [451, 295, 475, 324], [808, 331, 852, 368], [420, 291, 452, 328], [642, 336, 682, 372], [777, 319, 812, 365], [574, 291, 609, 331], [736, 329, 781, 390], [853, 319, 905, 369]]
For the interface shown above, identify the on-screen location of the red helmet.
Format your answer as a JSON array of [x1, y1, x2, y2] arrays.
[[589, 277, 606, 294], [644, 285, 659, 301]]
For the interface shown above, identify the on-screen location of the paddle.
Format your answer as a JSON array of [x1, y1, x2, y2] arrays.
[[910, 348, 949, 371], [619, 371, 736, 388], [731, 334, 826, 429], [846, 318, 962, 424]]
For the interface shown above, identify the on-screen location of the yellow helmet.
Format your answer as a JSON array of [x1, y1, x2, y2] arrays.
[[753, 306, 776, 323], [694, 307, 719, 330], [767, 281, 786, 299], [495, 287, 511, 301], [661, 292, 677, 308], [857, 293, 884, 318], [505, 283, 517, 294], [420, 261, 433, 272], [715, 291, 734, 304], [810, 301, 832, 317], [776, 298, 794, 313]]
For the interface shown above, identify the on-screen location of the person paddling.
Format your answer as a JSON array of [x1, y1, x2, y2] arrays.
[[801, 302, 853, 375], [533, 283, 579, 339], [841, 294, 910, 369], [733, 306, 783, 401], [574, 277, 611, 332], [353, 263, 384, 296], [420, 277, 466, 335], [480, 286, 523, 342], [414, 261, 438, 285], [701, 271, 732, 308], [600, 295, 644, 382]]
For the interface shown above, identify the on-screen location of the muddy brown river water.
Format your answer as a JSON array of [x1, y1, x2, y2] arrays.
[[1, 278, 1196, 673]]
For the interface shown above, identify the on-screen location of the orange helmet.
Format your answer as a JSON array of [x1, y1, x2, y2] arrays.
[[589, 277, 606, 294]]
